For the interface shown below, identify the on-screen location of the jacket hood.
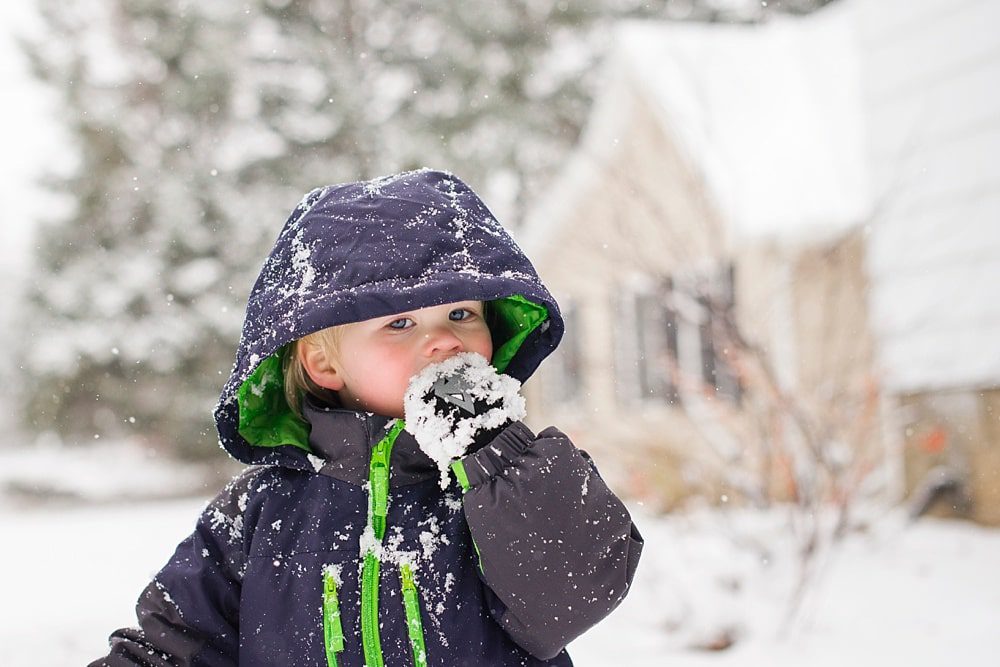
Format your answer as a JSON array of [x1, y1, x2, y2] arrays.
[[214, 169, 563, 467]]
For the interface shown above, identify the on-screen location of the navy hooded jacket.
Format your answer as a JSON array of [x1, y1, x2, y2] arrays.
[[92, 169, 643, 666]]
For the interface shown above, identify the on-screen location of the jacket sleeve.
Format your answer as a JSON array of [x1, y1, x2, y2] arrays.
[[453, 422, 643, 659], [89, 467, 265, 667]]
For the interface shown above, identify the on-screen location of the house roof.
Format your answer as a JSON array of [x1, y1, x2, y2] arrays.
[[520, 2, 870, 254], [617, 2, 870, 243], [855, 0, 1000, 394]]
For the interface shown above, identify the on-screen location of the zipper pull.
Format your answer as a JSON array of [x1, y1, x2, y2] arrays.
[[323, 566, 345, 664], [371, 464, 389, 518], [399, 563, 428, 667]]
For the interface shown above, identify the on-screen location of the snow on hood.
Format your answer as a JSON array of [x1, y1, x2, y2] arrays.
[[213, 168, 563, 466]]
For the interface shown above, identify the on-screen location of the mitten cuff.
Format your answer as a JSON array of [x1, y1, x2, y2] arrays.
[[454, 421, 535, 489]]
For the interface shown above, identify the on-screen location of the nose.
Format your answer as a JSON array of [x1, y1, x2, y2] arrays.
[[423, 326, 463, 361]]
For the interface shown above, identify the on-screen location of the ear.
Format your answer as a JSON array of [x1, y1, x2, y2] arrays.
[[298, 341, 345, 391]]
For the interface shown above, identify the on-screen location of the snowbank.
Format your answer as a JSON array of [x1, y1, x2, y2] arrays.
[[3, 499, 998, 666]]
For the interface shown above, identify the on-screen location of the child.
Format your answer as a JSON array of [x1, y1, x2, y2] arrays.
[[92, 169, 643, 667]]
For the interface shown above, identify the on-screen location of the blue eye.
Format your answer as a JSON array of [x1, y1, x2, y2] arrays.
[[388, 318, 412, 330], [449, 309, 473, 321]]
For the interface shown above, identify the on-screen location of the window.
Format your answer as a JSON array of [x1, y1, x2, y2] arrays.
[[615, 263, 741, 409], [674, 262, 741, 405], [613, 279, 679, 407], [545, 301, 582, 405]]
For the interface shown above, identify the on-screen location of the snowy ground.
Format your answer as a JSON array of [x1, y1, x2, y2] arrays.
[[2, 492, 998, 666], [571, 505, 1000, 666]]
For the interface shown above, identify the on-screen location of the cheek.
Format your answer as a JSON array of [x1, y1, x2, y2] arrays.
[[470, 329, 494, 360], [372, 346, 419, 383]]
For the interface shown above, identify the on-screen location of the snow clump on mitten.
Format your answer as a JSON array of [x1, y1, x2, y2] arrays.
[[403, 352, 526, 488]]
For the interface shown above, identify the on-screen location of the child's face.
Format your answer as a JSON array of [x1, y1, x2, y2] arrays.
[[309, 300, 493, 418]]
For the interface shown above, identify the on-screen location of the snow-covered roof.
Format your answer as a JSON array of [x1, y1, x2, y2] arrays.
[[521, 4, 871, 257], [520, 3, 871, 256], [617, 2, 870, 242], [857, 0, 1000, 394]]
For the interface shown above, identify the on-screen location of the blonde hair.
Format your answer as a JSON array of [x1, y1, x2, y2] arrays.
[[283, 325, 345, 418]]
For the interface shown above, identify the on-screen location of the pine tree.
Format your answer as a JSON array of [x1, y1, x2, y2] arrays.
[[20, 1, 275, 455]]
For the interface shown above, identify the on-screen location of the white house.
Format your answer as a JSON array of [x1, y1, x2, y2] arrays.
[[519, 0, 1000, 522], [855, 0, 1000, 522]]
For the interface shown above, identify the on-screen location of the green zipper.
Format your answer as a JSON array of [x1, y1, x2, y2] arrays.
[[322, 566, 345, 667], [400, 563, 428, 667], [361, 551, 383, 667], [450, 459, 484, 572], [361, 420, 405, 667]]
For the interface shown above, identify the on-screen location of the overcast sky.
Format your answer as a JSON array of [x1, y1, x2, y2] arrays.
[[0, 1, 62, 275]]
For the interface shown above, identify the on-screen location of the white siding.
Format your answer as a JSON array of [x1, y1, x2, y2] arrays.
[[859, 0, 1000, 392]]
